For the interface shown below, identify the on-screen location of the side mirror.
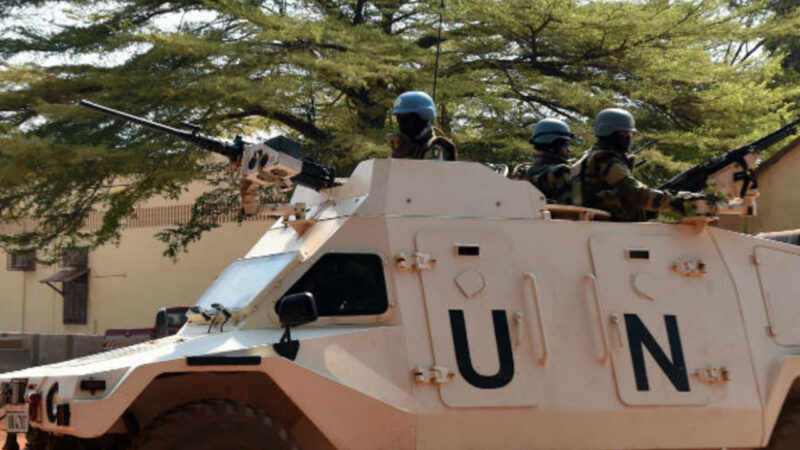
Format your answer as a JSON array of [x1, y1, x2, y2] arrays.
[[276, 292, 318, 328], [274, 292, 318, 361]]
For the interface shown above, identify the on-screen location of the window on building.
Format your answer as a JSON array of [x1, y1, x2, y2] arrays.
[[282, 253, 388, 316], [61, 247, 88, 268], [63, 273, 88, 324], [39, 247, 90, 325], [7, 251, 36, 272]]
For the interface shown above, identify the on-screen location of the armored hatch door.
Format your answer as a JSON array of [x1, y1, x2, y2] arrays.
[[590, 233, 716, 406], [416, 229, 541, 408], [755, 246, 800, 346]]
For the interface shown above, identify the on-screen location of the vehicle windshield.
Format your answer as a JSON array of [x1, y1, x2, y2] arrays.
[[194, 252, 297, 310]]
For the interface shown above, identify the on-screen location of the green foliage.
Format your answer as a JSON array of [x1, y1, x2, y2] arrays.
[[0, 0, 798, 259], [443, 0, 799, 166]]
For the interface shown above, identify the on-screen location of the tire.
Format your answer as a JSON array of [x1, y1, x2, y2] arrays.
[[767, 396, 800, 450], [129, 400, 299, 450]]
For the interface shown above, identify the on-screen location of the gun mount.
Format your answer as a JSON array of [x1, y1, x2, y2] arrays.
[[79, 100, 337, 217], [658, 118, 800, 216]]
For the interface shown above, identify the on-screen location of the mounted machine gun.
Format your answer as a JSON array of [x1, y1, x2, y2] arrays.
[[658, 118, 800, 215], [78, 100, 337, 218]]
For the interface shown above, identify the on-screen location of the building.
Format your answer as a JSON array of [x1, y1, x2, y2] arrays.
[[748, 136, 800, 233], [0, 183, 274, 335], [717, 136, 800, 234]]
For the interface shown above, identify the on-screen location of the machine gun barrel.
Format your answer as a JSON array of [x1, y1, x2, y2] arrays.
[[78, 100, 242, 161], [80, 100, 337, 192], [658, 118, 800, 193]]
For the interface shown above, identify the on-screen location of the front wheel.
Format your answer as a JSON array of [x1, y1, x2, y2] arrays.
[[129, 400, 298, 450]]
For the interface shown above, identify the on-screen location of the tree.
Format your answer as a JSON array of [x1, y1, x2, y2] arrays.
[[0, 0, 440, 259], [0, 0, 797, 260], [442, 0, 799, 166], [735, 0, 800, 76]]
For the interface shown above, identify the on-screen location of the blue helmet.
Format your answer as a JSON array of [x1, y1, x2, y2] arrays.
[[530, 118, 574, 144], [594, 108, 636, 137], [392, 91, 436, 121]]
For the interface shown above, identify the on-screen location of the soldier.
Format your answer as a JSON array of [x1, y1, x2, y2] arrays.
[[578, 108, 711, 221], [523, 118, 574, 204], [387, 91, 456, 161]]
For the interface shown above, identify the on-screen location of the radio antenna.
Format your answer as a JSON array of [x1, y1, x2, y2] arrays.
[[432, 0, 445, 103]]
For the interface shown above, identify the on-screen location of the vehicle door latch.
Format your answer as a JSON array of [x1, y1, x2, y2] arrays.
[[413, 365, 454, 384]]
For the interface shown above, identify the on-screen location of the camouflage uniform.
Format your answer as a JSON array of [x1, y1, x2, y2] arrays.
[[579, 142, 681, 221], [387, 126, 456, 161], [524, 152, 572, 204]]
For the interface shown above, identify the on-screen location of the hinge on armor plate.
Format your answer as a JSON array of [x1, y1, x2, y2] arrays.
[[671, 258, 707, 278], [692, 365, 731, 385], [412, 365, 454, 384], [251, 202, 316, 235], [396, 252, 436, 271]]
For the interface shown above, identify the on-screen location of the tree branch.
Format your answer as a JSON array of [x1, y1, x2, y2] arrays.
[[739, 39, 766, 64], [223, 106, 328, 141]]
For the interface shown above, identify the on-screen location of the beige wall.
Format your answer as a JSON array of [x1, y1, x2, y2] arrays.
[[0, 263, 25, 331], [716, 141, 800, 235], [0, 183, 275, 335], [750, 143, 800, 233]]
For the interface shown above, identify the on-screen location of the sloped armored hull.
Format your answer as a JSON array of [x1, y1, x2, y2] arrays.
[[0, 326, 415, 449], [3, 159, 800, 449]]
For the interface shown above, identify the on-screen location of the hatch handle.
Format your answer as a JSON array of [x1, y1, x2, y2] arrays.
[[523, 272, 550, 366], [585, 273, 610, 365]]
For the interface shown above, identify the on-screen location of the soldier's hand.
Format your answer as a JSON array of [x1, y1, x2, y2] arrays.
[[676, 192, 718, 217], [670, 192, 717, 217], [678, 191, 717, 203]]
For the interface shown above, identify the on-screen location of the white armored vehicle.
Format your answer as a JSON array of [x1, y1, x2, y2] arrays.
[[3, 106, 800, 450]]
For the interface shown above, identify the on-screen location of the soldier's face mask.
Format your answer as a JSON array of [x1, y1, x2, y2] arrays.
[[607, 131, 633, 153], [553, 140, 570, 159], [396, 113, 429, 139], [534, 140, 570, 158]]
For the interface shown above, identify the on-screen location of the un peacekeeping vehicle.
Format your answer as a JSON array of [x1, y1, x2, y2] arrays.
[[3, 104, 800, 450]]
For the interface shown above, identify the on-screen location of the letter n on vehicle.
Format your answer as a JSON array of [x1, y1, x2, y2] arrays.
[[624, 313, 690, 392]]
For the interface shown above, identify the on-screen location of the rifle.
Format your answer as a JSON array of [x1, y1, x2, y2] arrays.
[[79, 100, 337, 215], [658, 119, 800, 198], [631, 139, 655, 156], [630, 139, 654, 171]]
